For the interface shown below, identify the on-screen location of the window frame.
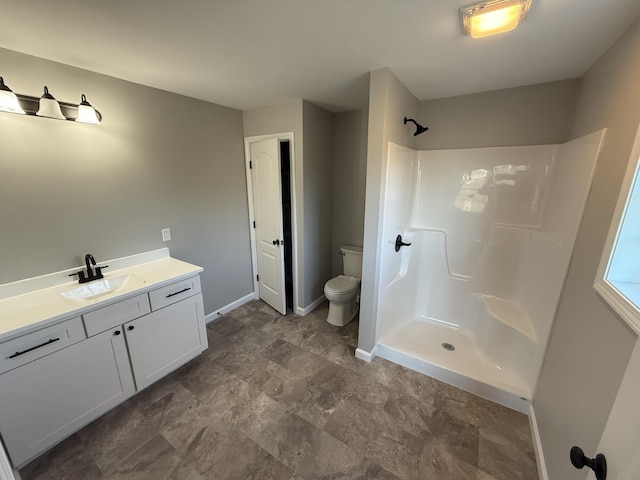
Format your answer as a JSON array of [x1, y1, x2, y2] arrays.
[[595, 122, 640, 334]]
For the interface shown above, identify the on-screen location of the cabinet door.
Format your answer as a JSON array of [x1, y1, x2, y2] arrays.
[[125, 294, 207, 391], [0, 327, 135, 468]]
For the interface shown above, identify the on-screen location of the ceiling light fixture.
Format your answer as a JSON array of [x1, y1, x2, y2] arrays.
[[459, 0, 532, 39], [36, 86, 66, 120], [0, 77, 26, 114]]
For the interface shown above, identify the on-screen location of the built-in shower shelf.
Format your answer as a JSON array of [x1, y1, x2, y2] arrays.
[[473, 293, 537, 342]]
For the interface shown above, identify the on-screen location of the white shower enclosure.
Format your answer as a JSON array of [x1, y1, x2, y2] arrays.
[[374, 131, 605, 412]]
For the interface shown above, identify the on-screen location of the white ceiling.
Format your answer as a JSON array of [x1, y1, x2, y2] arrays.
[[1, 0, 640, 112]]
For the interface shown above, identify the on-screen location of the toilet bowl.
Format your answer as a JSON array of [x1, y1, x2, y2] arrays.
[[324, 275, 359, 326], [324, 245, 363, 327]]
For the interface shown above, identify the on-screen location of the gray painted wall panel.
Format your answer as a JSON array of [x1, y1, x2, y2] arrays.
[[359, 68, 418, 353], [534, 17, 640, 479], [331, 110, 368, 276], [0, 47, 252, 316], [416, 80, 579, 150], [302, 101, 335, 305]]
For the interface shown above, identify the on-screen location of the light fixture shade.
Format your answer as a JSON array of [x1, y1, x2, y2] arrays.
[[76, 94, 100, 124], [0, 77, 26, 114], [460, 0, 532, 38], [36, 86, 66, 120]]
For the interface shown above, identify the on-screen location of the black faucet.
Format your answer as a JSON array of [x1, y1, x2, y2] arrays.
[[69, 253, 109, 284], [85, 253, 96, 278]]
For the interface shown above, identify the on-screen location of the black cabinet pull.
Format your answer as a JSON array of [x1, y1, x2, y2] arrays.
[[8, 338, 60, 359], [127, 325, 135, 331], [114, 330, 121, 336], [166, 287, 191, 298]]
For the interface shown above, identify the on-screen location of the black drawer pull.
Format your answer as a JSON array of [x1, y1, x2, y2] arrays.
[[166, 287, 191, 298], [8, 338, 61, 359]]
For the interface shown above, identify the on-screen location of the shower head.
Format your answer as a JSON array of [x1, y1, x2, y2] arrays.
[[404, 117, 429, 136]]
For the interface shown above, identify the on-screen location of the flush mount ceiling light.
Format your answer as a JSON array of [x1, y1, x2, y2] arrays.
[[460, 0, 532, 39], [0, 76, 26, 114], [36, 86, 66, 120], [0, 75, 102, 124]]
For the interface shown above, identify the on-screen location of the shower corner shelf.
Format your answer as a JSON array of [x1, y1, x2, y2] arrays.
[[472, 293, 537, 342]]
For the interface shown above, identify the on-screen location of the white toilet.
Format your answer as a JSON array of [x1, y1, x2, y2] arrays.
[[324, 245, 363, 326]]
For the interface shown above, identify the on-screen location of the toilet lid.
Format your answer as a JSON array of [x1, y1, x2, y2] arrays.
[[325, 275, 358, 295]]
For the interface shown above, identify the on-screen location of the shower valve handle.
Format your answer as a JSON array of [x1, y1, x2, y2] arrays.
[[395, 235, 412, 252]]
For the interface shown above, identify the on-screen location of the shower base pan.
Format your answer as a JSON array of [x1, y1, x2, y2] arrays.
[[377, 318, 531, 413]]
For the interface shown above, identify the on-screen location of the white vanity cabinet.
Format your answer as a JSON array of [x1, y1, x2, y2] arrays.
[[0, 272, 207, 468], [125, 292, 206, 390], [0, 325, 135, 467]]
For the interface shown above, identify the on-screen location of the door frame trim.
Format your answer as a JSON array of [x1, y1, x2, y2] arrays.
[[244, 133, 299, 315]]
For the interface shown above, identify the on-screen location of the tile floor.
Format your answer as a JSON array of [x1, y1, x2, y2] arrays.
[[19, 300, 538, 480]]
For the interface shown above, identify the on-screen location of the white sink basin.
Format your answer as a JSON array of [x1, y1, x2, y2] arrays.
[[59, 275, 133, 301]]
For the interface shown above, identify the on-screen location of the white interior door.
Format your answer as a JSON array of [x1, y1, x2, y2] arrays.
[[250, 138, 287, 315], [595, 335, 640, 479]]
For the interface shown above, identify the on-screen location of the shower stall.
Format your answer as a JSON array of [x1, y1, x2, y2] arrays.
[[374, 131, 605, 412]]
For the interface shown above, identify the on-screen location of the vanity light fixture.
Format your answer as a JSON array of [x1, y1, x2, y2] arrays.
[[76, 94, 100, 124], [0, 75, 102, 124], [460, 0, 532, 39], [36, 86, 66, 120], [0, 77, 26, 114]]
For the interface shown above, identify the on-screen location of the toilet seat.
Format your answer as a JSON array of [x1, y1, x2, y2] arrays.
[[324, 275, 358, 295]]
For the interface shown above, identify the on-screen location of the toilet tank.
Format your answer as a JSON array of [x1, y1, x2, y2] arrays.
[[341, 245, 363, 278]]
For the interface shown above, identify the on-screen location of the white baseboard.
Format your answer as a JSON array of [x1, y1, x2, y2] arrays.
[[529, 404, 548, 480], [295, 294, 326, 316], [205, 292, 255, 323], [355, 347, 376, 363]]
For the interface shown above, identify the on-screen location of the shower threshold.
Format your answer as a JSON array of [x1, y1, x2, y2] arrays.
[[377, 318, 531, 413]]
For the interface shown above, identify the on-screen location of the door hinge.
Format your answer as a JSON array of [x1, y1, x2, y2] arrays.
[[256, 274, 259, 282], [253, 221, 256, 228], [249, 160, 252, 169]]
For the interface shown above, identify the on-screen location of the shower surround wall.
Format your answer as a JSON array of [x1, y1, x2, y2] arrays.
[[375, 132, 604, 412]]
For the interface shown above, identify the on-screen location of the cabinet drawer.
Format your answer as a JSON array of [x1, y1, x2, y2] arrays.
[[0, 317, 86, 374], [149, 275, 201, 311], [83, 293, 151, 336]]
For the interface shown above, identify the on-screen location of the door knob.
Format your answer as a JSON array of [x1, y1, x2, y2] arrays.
[[272, 239, 280, 246], [570, 446, 607, 480]]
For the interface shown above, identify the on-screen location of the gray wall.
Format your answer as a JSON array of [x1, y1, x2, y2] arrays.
[[534, 17, 640, 479], [331, 109, 368, 276], [415, 80, 578, 150], [0, 47, 252, 316], [358, 68, 418, 353], [302, 101, 335, 305]]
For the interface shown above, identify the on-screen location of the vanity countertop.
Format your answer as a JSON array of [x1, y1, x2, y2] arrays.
[[0, 250, 202, 342]]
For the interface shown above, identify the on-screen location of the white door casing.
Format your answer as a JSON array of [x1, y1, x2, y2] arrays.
[[250, 138, 287, 315]]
